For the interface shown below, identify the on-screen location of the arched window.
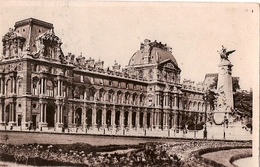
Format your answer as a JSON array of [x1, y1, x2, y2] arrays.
[[32, 77, 39, 95], [46, 80, 54, 97], [74, 87, 80, 99]]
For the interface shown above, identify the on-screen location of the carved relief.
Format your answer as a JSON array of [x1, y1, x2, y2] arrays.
[[164, 62, 175, 69], [9, 63, 17, 71], [2, 28, 25, 60], [39, 65, 48, 73], [34, 29, 65, 64]]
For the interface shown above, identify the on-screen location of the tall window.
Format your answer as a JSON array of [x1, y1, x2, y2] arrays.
[[32, 83, 37, 95], [46, 80, 54, 97]]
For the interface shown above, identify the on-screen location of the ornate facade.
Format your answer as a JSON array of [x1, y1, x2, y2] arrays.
[[0, 18, 209, 131]]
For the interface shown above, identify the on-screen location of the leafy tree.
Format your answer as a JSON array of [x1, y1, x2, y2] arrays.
[[232, 77, 240, 92], [232, 90, 252, 130]]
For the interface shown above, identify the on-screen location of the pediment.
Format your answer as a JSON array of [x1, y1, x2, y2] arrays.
[[159, 59, 180, 71]]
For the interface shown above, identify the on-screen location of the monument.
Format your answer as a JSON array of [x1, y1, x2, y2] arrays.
[[214, 46, 235, 125]]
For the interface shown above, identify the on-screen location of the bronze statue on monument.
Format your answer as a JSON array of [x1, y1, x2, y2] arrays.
[[217, 45, 236, 61]]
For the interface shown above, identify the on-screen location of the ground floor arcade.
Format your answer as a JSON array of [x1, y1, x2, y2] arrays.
[[0, 100, 206, 132]]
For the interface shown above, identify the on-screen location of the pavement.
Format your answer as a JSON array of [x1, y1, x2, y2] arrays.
[[0, 122, 252, 141]]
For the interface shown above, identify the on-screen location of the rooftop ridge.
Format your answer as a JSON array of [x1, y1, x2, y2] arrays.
[[14, 18, 53, 29]]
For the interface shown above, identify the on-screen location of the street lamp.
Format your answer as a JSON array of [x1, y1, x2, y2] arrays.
[[223, 115, 228, 139], [203, 93, 208, 139]]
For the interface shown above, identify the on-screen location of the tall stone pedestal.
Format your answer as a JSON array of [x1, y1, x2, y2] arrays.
[[214, 57, 234, 124]]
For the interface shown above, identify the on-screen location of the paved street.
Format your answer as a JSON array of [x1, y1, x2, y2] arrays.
[[0, 122, 251, 145]]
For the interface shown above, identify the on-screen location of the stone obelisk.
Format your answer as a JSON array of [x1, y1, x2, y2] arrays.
[[214, 46, 235, 124]]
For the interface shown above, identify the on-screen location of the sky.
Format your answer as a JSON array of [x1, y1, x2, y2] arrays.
[[0, 1, 258, 90]]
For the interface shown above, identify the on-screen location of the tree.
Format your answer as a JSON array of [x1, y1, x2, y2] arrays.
[[233, 90, 252, 130], [232, 77, 240, 92]]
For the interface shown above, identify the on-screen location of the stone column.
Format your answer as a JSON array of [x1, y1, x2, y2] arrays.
[[163, 112, 166, 129], [174, 94, 177, 108], [178, 113, 182, 128], [40, 103, 43, 122], [68, 108, 72, 125], [44, 78, 46, 95], [92, 105, 97, 128], [120, 108, 124, 128], [60, 105, 63, 124], [84, 89, 87, 100], [44, 104, 47, 123], [111, 106, 115, 128], [143, 111, 147, 128], [136, 110, 140, 128], [103, 106, 107, 128], [82, 106, 86, 132], [0, 77, 3, 95], [0, 102, 3, 123], [41, 78, 44, 95], [60, 81, 63, 97], [128, 110, 132, 129], [56, 104, 60, 128], [163, 112, 169, 129], [57, 79, 60, 96], [12, 77, 16, 94], [7, 103, 11, 124], [150, 111, 153, 129]]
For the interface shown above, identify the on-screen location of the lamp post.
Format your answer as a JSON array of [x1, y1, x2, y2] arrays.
[[223, 115, 228, 139], [203, 92, 208, 139]]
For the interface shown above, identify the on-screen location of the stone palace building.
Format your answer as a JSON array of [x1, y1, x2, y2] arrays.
[[0, 18, 209, 131]]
